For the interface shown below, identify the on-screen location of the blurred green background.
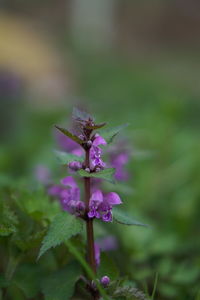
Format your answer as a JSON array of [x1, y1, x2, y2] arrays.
[[0, 1, 200, 299]]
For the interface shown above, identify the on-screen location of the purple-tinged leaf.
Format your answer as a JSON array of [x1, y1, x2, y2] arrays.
[[55, 126, 84, 145], [85, 123, 106, 130]]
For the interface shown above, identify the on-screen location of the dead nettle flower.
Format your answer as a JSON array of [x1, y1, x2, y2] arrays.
[[88, 190, 122, 222], [108, 140, 130, 181]]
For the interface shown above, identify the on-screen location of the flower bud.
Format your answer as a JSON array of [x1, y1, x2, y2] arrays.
[[85, 168, 90, 173], [78, 134, 85, 140], [100, 276, 110, 287], [86, 140, 92, 148], [68, 161, 82, 171]]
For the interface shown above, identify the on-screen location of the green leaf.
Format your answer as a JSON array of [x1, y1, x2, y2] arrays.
[[38, 212, 83, 259], [55, 126, 84, 145], [100, 123, 129, 144], [0, 204, 18, 237], [73, 107, 92, 121], [113, 208, 148, 227], [54, 150, 84, 165], [113, 285, 147, 300], [42, 262, 81, 300], [13, 264, 44, 298], [78, 168, 115, 183], [85, 123, 106, 130]]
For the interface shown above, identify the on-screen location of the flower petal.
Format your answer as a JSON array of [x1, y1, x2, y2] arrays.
[[93, 136, 107, 147], [60, 176, 77, 187], [105, 192, 122, 205], [90, 190, 104, 205]]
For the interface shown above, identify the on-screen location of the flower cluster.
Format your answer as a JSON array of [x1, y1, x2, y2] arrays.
[[48, 176, 121, 222], [56, 130, 129, 179], [47, 113, 129, 224]]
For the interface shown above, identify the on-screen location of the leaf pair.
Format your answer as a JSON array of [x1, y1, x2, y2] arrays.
[[78, 168, 116, 184]]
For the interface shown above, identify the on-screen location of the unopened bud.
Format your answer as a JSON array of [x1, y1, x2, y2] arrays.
[[100, 276, 110, 287], [68, 161, 82, 171], [87, 140, 92, 148]]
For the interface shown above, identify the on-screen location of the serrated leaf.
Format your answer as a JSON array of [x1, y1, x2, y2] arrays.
[[42, 261, 81, 300], [78, 168, 115, 183], [73, 107, 92, 121], [0, 223, 17, 236], [100, 123, 129, 144], [55, 126, 84, 145], [54, 150, 84, 165], [113, 208, 148, 227], [0, 204, 18, 237], [113, 286, 147, 300], [38, 212, 83, 259]]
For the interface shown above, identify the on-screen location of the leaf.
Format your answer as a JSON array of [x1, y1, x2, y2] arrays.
[[54, 150, 84, 165], [38, 212, 83, 259], [73, 107, 92, 121], [55, 126, 84, 145], [85, 123, 106, 130], [78, 168, 115, 183], [13, 230, 45, 251], [0, 204, 18, 237], [113, 208, 148, 227], [113, 286, 147, 300], [13, 264, 44, 298], [100, 123, 129, 144], [41, 262, 81, 300]]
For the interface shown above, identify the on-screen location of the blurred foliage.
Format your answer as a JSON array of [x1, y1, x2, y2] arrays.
[[0, 48, 200, 299]]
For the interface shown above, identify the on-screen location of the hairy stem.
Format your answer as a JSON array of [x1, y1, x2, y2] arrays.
[[84, 149, 99, 300], [84, 149, 96, 274]]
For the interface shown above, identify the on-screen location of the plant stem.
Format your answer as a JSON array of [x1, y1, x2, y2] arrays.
[[84, 149, 96, 275], [84, 149, 99, 300]]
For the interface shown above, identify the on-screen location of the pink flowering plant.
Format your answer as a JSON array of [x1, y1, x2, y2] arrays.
[[38, 108, 147, 300]]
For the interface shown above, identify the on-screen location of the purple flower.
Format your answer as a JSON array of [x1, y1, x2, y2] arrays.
[[56, 132, 83, 157], [48, 185, 64, 197], [68, 161, 82, 171], [100, 276, 110, 287], [97, 236, 118, 252], [49, 176, 85, 216], [90, 135, 107, 170], [110, 151, 129, 181], [88, 190, 122, 222]]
